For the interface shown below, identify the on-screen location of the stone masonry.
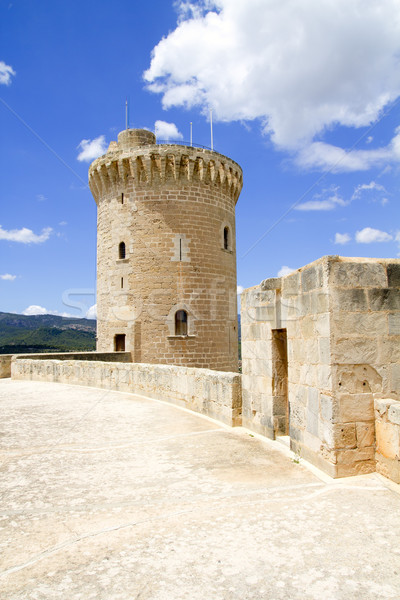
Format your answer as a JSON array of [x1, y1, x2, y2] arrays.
[[89, 129, 243, 371], [241, 256, 400, 478]]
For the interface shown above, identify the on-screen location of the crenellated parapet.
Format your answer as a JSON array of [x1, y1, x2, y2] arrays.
[[89, 138, 243, 204]]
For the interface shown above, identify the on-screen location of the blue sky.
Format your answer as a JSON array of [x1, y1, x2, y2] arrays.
[[1, 0, 400, 318]]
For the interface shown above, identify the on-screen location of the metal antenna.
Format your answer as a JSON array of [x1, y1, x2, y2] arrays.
[[210, 108, 213, 150], [190, 122, 193, 146], [125, 98, 128, 129]]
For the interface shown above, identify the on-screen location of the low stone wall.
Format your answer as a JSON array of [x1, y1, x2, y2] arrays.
[[11, 358, 242, 427], [375, 399, 400, 484], [13, 351, 132, 362], [0, 355, 12, 378]]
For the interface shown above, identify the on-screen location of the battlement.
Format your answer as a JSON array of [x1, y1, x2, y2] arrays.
[[88, 129, 243, 204]]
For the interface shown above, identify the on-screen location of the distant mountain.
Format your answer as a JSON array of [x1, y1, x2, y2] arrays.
[[0, 312, 96, 354]]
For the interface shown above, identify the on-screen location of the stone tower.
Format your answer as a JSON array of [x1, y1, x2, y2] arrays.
[[88, 128, 243, 372]]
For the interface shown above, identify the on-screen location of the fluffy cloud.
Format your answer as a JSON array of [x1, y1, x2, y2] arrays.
[[22, 305, 78, 317], [237, 285, 244, 295], [155, 120, 183, 140], [0, 61, 15, 85], [0, 273, 16, 281], [352, 181, 386, 200], [277, 266, 296, 277], [0, 225, 52, 244], [22, 305, 48, 316], [144, 0, 400, 151], [86, 304, 97, 319], [296, 129, 400, 172], [355, 227, 393, 243], [296, 188, 346, 211], [334, 233, 351, 245], [77, 135, 107, 162]]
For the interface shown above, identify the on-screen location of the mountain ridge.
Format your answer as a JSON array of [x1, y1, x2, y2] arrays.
[[0, 311, 96, 354]]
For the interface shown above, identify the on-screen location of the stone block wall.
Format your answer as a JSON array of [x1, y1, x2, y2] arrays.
[[89, 129, 242, 372], [241, 256, 400, 478], [0, 355, 12, 378], [375, 399, 400, 484], [11, 357, 241, 427]]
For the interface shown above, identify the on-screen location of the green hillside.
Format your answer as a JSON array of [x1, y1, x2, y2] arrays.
[[0, 312, 96, 354]]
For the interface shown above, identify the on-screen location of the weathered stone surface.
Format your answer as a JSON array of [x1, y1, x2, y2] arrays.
[[368, 288, 400, 311], [356, 422, 375, 447], [330, 262, 387, 288], [301, 266, 323, 292], [260, 277, 282, 291], [387, 263, 400, 287], [375, 398, 400, 484], [331, 288, 368, 312], [335, 364, 382, 394], [0, 355, 12, 378], [337, 393, 374, 422], [388, 313, 400, 335]]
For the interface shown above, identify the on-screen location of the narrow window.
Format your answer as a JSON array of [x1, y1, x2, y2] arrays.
[[119, 241, 126, 259], [179, 237, 182, 261], [121, 277, 124, 289], [114, 334, 126, 352], [175, 310, 188, 336], [224, 226, 230, 250], [121, 193, 124, 204]]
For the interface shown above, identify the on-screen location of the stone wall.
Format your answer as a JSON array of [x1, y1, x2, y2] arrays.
[[89, 129, 243, 372], [13, 351, 132, 362], [0, 355, 12, 378], [241, 256, 400, 478], [11, 358, 241, 427], [375, 399, 400, 484]]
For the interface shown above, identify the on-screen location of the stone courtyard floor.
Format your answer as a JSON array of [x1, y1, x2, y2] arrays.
[[0, 379, 399, 600]]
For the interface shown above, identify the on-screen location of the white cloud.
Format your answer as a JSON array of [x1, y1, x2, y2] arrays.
[[22, 305, 80, 317], [144, 0, 400, 151], [36, 194, 47, 202], [0, 225, 52, 244], [352, 181, 386, 200], [22, 305, 48, 316], [0, 61, 15, 85], [296, 193, 346, 211], [86, 304, 97, 319], [278, 266, 296, 277], [334, 233, 351, 245], [355, 227, 393, 244], [237, 285, 244, 295], [155, 120, 183, 140], [77, 135, 107, 162], [296, 127, 400, 172], [0, 273, 16, 281]]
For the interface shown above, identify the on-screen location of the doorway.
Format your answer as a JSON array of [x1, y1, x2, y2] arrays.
[[114, 334, 126, 352], [272, 328, 289, 436]]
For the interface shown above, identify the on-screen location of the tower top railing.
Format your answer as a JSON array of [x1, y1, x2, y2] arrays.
[[156, 140, 214, 152]]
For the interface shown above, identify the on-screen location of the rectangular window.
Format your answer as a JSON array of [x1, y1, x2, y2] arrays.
[[114, 334, 126, 352]]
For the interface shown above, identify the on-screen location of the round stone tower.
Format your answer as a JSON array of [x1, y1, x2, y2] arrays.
[[88, 128, 243, 372]]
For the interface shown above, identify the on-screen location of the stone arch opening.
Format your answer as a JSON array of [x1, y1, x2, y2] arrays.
[[118, 242, 126, 260]]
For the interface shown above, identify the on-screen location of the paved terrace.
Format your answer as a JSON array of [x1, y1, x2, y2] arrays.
[[0, 379, 399, 600]]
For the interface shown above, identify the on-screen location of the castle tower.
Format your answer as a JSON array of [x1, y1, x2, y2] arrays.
[[88, 128, 243, 372]]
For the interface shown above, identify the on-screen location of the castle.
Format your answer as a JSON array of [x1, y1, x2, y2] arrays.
[[5, 129, 400, 484]]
